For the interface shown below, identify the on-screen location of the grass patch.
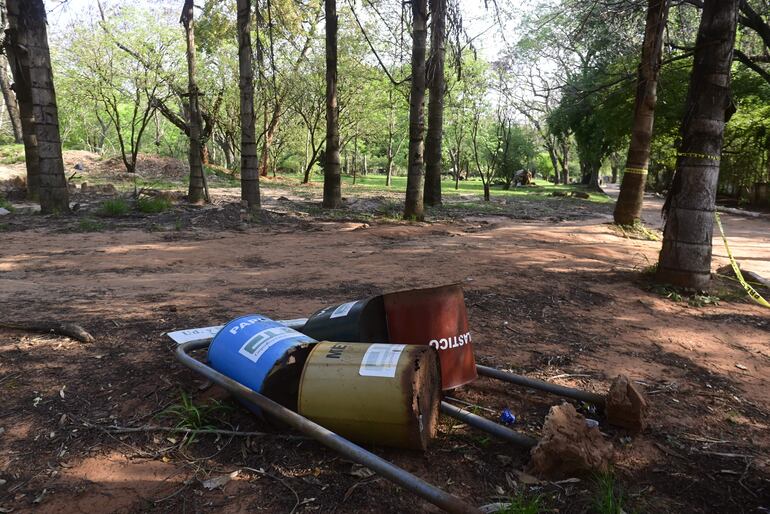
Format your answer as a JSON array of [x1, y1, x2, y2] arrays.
[[497, 492, 542, 514], [592, 471, 626, 514], [137, 196, 173, 213], [77, 218, 104, 232], [159, 392, 233, 445], [612, 220, 661, 241], [97, 198, 131, 216], [0, 144, 25, 164], [0, 197, 14, 212]]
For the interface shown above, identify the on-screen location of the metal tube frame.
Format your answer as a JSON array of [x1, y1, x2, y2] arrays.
[[440, 402, 537, 449], [476, 365, 606, 407], [176, 340, 481, 514]]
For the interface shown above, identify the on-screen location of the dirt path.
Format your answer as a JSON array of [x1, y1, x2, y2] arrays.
[[1, 193, 769, 513]]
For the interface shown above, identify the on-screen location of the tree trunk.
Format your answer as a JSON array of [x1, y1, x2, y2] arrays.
[[403, 0, 428, 220], [322, 0, 342, 208], [423, 0, 446, 207], [259, 104, 280, 177], [237, 0, 260, 211], [614, 0, 669, 225], [386, 89, 395, 187], [181, 0, 208, 204], [657, 0, 739, 290], [6, 0, 69, 213], [0, 58, 23, 144], [483, 182, 490, 201]]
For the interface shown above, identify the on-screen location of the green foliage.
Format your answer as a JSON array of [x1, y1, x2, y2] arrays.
[[160, 392, 232, 432], [0, 196, 14, 211], [497, 493, 543, 514], [97, 198, 131, 216], [0, 144, 25, 164], [136, 196, 173, 214], [77, 218, 105, 232], [592, 471, 626, 514]]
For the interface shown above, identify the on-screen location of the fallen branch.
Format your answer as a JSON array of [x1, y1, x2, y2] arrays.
[[0, 321, 95, 342], [85, 423, 308, 440]]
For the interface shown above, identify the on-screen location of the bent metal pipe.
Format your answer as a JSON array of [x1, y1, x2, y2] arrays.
[[175, 340, 481, 514]]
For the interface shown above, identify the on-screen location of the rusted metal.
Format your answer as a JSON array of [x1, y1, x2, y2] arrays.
[[476, 365, 606, 407], [384, 284, 477, 390], [176, 340, 481, 514], [298, 342, 441, 450]]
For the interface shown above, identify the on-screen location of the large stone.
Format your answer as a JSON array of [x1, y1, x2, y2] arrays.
[[529, 403, 614, 479], [606, 374, 649, 432]]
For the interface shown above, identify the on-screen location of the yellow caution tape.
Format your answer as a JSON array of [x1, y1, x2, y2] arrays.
[[624, 167, 648, 175], [714, 211, 770, 308], [678, 152, 721, 161]]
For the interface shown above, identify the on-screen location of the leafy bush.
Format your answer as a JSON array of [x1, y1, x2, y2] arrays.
[[137, 196, 172, 213], [77, 218, 104, 232], [97, 198, 130, 216], [0, 144, 25, 164]]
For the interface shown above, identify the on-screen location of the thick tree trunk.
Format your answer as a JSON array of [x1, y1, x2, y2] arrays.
[[237, 0, 260, 211], [657, 0, 739, 290], [614, 0, 669, 225], [6, 0, 69, 213], [322, 0, 342, 208], [423, 0, 446, 207], [403, 0, 428, 220], [181, 0, 208, 204], [0, 58, 23, 144]]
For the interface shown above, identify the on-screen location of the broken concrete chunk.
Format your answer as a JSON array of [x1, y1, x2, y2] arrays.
[[529, 403, 613, 479], [606, 374, 649, 433]]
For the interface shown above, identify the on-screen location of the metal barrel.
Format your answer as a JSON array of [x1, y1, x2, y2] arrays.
[[476, 365, 606, 407], [298, 342, 441, 450], [383, 285, 477, 390], [207, 315, 317, 413], [440, 402, 538, 449], [176, 341, 481, 514], [301, 297, 388, 342]]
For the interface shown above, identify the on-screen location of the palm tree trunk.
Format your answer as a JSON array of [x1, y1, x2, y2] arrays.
[[181, 0, 208, 204], [614, 0, 669, 225], [7, 0, 69, 213], [403, 0, 428, 220], [657, 0, 740, 290], [237, 0, 260, 211], [423, 0, 446, 207], [322, 0, 342, 208]]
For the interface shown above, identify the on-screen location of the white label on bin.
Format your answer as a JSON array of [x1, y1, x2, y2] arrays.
[[330, 301, 358, 319], [166, 325, 224, 345], [239, 326, 312, 363], [359, 344, 406, 378]]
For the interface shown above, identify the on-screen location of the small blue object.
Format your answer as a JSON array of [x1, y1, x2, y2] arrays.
[[500, 408, 516, 425]]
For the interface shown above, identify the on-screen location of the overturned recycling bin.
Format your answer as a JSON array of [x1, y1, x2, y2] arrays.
[[207, 315, 316, 412], [301, 284, 477, 390], [298, 342, 441, 450]]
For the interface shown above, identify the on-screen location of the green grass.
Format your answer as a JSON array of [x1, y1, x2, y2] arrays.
[[136, 196, 173, 213], [0, 144, 25, 164], [293, 172, 611, 204], [159, 392, 233, 443], [497, 493, 543, 514], [592, 471, 626, 514], [97, 198, 131, 216], [77, 218, 104, 232], [0, 197, 13, 211]]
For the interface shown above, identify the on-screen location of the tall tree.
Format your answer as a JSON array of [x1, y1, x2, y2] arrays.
[[322, 0, 342, 208], [403, 0, 429, 220], [657, 0, 740, 289], [5, 0, 69, 213], [0, 58, 22, 144], [423, 0, 446, 207], [181, 0, 209, 204], [613, 0, 669, 225], [237, 0, 260, 211]]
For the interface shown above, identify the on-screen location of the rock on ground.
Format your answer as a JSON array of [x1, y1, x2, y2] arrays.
[[606, 374, 649, 432], [529, 403, 614, 479]]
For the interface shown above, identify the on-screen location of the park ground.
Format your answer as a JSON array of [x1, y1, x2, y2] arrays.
[[1, 151, 769, 513]]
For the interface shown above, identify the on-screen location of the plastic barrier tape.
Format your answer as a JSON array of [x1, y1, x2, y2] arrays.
[[714, 212, 770, 308], [624, 167, 648, 175]]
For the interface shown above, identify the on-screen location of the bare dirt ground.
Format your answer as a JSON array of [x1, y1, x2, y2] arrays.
[[1, 158, 769, 513]]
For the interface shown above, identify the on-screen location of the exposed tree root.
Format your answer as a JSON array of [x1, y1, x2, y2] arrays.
[[0, 321, 95, 342]]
